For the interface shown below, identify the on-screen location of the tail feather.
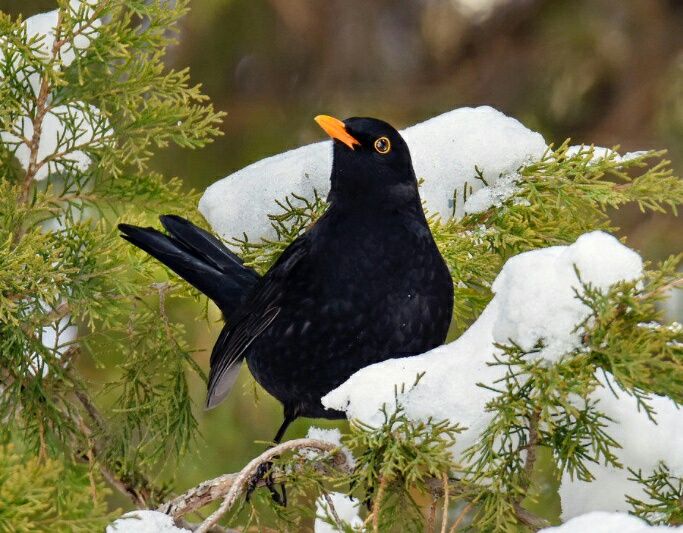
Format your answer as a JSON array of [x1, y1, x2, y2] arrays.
[[118, 217, 259, 314], [159, 215, 257, 287]]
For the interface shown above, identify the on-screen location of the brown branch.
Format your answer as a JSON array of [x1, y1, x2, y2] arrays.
[[520, 407, 541, 497], [440, 473, 449, 533], [514, 503, 550, 531], [448, 501, 473, 532], [71, 378, 156, 507], [163, 439, 352, 533], [158, 472, 238, 519], [372, 476, 388, 533], [427, 494, 437, 533], [322, 492, 345, 532], [425, 476, 549, 532], [17, 1, 108, 207]]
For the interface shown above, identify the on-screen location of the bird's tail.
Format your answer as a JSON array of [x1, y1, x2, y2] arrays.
[[118, 215, 259, 314]]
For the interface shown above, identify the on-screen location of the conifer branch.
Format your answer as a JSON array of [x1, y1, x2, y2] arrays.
[[184, 439, 352, 532]]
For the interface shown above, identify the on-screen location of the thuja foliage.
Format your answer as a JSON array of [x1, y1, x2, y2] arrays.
[[0, 0, 222, 525], [230, 146, 682, 531], [0, 444, 111, 531], [1, 3, 682, 531]]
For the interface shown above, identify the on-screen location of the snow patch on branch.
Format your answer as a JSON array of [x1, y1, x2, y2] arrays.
[[1, 103, 110, 180], [491, 231, 643, 363], [322, 231, 683, 518], [305, 426, 356, 469], [24, 0, 101, 70], [463, 171, 521, 214], [565, 145, 649, 164], [106, 510, 189, 533], [199, 106, 547, 242], [540, 511, 683, 532], [314, 492, 363, 533]]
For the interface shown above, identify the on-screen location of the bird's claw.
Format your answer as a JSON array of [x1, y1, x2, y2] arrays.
[[245, 460, 287, 506]]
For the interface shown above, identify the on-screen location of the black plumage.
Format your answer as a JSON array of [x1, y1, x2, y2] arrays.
[[119, 116, 454, 445]]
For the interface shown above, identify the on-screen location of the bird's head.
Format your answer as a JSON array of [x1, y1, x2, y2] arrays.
[[315, 115, 419, 210]]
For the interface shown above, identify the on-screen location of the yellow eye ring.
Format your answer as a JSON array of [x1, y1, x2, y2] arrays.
[[374, 136, 391, 154]]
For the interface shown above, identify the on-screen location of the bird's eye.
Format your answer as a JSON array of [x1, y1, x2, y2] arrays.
[[374, 136, 391, 154]]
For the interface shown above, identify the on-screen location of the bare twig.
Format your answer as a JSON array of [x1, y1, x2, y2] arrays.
[[188, 438, 351, 533], [322, 492, 345, 531], [372, 476, 388, 533], [521, 407, 541, 497], [440, 473, 450, 533], [448, 501, 473, 532]]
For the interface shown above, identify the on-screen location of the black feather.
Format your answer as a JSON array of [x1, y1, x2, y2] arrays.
[[118, 219, 259, 314]]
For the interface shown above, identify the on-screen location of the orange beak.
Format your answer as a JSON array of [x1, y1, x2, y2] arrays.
[[314, 115, 360, 150]]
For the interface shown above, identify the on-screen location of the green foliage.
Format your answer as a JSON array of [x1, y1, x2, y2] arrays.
[[627, 464, 683, 526], [234, 190, 328, 274], [2, 1, 682, 530], [347, 404, 462, 531], [578, 258, 683, 404], [0, 0, 222, 523], [0, 444, 113, 532]]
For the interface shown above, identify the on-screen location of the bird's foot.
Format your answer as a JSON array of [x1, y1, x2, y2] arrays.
[[245, 460, 287, 506]]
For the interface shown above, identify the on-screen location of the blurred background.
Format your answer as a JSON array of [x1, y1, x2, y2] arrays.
[[4, 0, 683, 518]]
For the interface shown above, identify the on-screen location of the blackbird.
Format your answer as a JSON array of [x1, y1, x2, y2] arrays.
[[118, 114, 453, 465]]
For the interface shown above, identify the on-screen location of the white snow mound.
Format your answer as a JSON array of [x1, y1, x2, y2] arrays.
[[491, 231, 643, 363], [322, 231, 683, 517], [305, 426, 356, 469], [560, 372, 683, 520], [541, 511, 683, 532], [322, 231, 643, 430], [1, 103, 109, 180], [199, 106, 547, 242], [106, 511, 189, 533], [314, 492, 363, 532]]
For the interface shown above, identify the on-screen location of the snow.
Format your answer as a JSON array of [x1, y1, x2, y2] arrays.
[[491, 231, 643, 364], [463, 171, 521, 214], [106, 511, 189, 533], [1, 103, 108, 181], [1, 0, 109, 180], [565, 145, 649, 164], [314, 492, 363, 532], [541, 512, 683, 532], [24, 0, 101, 69], [30, 307, 77, 376], [0, 0, 101, 96], [452, 0, 508, 22], [199, 106, 547, 242], [559, 372, 683, 520], [322, 231, 682, 516], [305, 426, 356, 469]]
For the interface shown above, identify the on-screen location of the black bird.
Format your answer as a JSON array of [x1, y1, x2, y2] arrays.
[[118, 114, 453, 461]]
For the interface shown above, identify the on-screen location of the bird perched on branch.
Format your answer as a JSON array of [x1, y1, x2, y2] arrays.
[[119, 115, 454, 499]]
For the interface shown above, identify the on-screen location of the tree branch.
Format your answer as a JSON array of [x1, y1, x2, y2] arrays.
[[158, 438, 352, 532]]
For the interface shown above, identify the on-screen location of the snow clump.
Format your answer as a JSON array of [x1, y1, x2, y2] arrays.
[[106, 511, 189, 533], [540, 511, 683, 532], [314, 492, 363, 533], [199, 106, 547, 242], [322, 231, 682, 519]]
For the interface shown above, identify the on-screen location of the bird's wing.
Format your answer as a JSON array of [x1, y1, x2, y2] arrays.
[[205, 238, 310, 409]]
